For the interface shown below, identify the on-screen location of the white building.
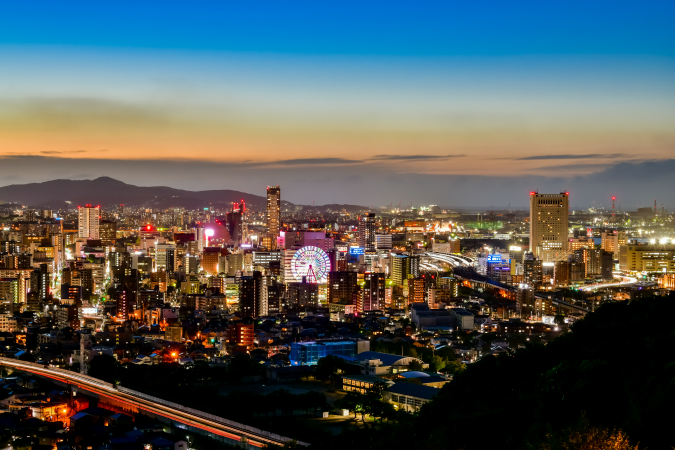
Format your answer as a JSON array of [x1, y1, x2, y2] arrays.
[[78, 205, 100, 240]]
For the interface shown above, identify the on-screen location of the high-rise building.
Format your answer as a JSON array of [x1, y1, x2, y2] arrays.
[[516, 286, 535, 318], [99, 220, 117, 246], [523, 253, 543, 287], [260, 280, 282, 316], [391, 254, 420, 286], [156, 243, 176, 273], [328, 271, 358, 304], [201, 247, 221, 276], [115, 285, 133, 321], [407, 277, 426, 304], [265, 186, 281, 250], [238, 271, 262, 317], [529, 192, 569, 258], [601, 230, 626, 255], [78, 205, 100, 240], [553, 260, 570, 287], [226, 208, 244, 247], [358, 213, 376, 252], [363, 272, 385, 311]]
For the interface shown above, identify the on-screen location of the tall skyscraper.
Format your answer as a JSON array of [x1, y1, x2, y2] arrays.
[[78, 205, 100, 240], [529, 192, 569, 258], [358, 213, 376, 252], [226, 204, 244, 247], [266, 185, 281, 250]]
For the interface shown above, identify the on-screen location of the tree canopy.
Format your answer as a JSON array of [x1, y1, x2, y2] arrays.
[[316, 295, 675, 450]]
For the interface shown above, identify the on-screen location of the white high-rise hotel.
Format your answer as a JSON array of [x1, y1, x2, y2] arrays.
[[78, 205, 100, 240], [529, 192, 569, 258]]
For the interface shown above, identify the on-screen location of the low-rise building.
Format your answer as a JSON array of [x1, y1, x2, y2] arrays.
[[383, 383, 440, 412]]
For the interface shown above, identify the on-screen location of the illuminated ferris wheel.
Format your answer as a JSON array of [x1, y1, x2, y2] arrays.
[[291, 246, 331, 283]]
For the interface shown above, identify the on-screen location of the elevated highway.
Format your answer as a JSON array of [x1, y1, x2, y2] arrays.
[[0, 357, 306, 448], [579, 272, 638, 292]]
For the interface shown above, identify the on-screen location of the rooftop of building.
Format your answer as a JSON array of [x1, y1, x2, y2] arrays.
[[386, 382, 440, 400]]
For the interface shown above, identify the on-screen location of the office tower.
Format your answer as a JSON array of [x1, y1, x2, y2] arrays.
[[226, 207, 244, 247], [327, 271, 358, 304], [78, 205, 100, 240], [238, 271, 262, 317], [363, 272, 385, 311], [529, 192, 569, 258], [265, 185, 281, 250], [358, 213, 376, 252], [99, 220, 117, 246], [391, 254, 420, 286]]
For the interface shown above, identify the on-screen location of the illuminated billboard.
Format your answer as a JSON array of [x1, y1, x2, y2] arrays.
[[487, 255, 502, 263], [349, 247, 364, 255]]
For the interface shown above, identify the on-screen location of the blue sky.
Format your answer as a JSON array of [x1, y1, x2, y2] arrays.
[[2, 1, 673, 56], [0, 1, 674, 207]]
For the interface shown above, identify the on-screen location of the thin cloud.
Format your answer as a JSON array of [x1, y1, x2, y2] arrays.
[[517, 153, 625, 161], [369, 154, 465, 161], [267, 158, 361, 165], [40, 150, 104, 155]]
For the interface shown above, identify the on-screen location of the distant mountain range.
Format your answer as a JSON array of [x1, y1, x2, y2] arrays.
[[0, 177, 369, 211], [0, 177, 277, 210]]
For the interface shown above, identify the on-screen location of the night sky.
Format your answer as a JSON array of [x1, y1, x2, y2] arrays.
[[1, 1, 674, 208]]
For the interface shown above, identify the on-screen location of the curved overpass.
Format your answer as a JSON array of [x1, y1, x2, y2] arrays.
[[422, 252, 474, 267], [0, 357, 306, 448], [579, 272, 638, 292]]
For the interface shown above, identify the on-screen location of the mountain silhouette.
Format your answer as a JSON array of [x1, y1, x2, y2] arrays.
[[0, 177, 275, 210]]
